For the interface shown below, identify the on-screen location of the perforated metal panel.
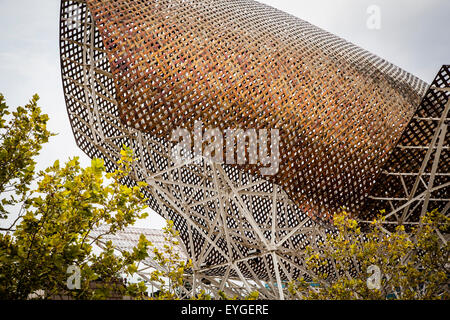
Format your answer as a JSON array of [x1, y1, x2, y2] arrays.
[[90, 226, 188, 271]]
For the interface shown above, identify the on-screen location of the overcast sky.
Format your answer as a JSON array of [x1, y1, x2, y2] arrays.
[[0, 0, 449, 229]]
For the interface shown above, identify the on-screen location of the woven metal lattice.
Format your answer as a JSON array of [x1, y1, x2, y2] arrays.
[[65, 0, 428, 223], [59, 0, 446, 292]]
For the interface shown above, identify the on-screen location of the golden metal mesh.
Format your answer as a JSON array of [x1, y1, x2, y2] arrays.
[[79, 0, 427, 222]]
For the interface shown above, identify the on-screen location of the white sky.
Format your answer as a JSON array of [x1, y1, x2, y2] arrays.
[[0, 0, 449, 230]]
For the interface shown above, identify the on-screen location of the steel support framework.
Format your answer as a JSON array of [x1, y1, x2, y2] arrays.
[[59, 0, 449, 299], [364, 66, 450, 227]]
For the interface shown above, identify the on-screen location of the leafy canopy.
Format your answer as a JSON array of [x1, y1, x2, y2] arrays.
[[0, 93, 53, 221], [0, 94, 151, 299], [0, 147, 152, 299], [288, 211, 449, 300]]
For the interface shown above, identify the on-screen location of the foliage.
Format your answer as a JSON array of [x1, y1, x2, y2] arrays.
[[0, 93, 53, 222], [148, 220, 193, 300], [288, 210, 450, 300], [0, 145, 152, 299]]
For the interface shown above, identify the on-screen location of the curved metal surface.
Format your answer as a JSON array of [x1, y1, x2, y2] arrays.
[[68, 0, 428, 222], [59, 0, 448, 297]]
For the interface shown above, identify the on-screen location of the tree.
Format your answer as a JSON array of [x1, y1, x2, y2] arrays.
[[288, 210, 449, 300], [0, 93, 53, 225], [0, 94, 152, 299], [0, 148, 153, 299], [148, 220, 193, 300]]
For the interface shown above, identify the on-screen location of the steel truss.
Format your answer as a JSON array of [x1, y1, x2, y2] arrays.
[[364, 66, 450, 229]]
